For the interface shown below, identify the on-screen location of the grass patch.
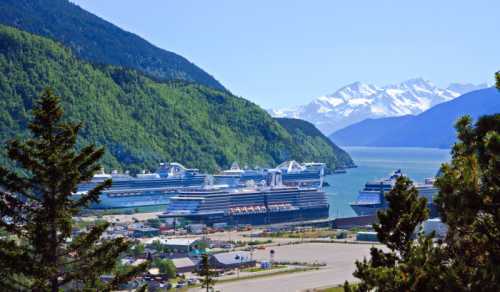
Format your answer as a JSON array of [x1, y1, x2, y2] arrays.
[[262, 229, 338, 239], [189, 267, 319, 289], [318, 287, 344, 292], [316, 284, 358, 292], [216, 267, 317, 284], [242, 265, 286, 273]]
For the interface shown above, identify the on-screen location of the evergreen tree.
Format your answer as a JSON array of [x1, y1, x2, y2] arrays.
[[346, 73, 500, 291], [434, 113, 500, 292], [496, 71, 499, 89], [0, 89, 146, 291], [351, 176, 438, 291], [197, 254, 216, 292], [374, 176, 429, 258], [431, 72, 500, 291], [153, 258, 176, 278], [343, 280, 353, 292]]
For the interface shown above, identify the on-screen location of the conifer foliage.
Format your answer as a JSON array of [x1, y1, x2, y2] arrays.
[[197, 254, 217, 292], [347, 75, 500, 291], [0, 89, 145, 291], [374, 176, 429, 258], [351, 176, 442, 291], [433, 113, 500, 291], [496, 71, 500, 89]]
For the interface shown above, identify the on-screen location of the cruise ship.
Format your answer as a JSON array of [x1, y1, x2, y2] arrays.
[[159, 170, 329, 225], [76, 163, 206, 209], [349, 170, 439, 217], [213, 161, 325, 188]]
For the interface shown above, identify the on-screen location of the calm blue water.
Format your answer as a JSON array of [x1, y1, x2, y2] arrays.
[[325, 147, 451, 218]]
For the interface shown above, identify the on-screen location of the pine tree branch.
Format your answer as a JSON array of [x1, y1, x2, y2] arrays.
[[0, 167, 41, 202], [73, 145, 105, 178], [6, 140, 46, 180], [71, 179, 111, 209], [0, 239, 36, 277], [0, 274, 32, 291], [65, 222, 109, 256], [0, 193, 34, 231], [102, 261, 149, 292], [59, 238, 140, 288]]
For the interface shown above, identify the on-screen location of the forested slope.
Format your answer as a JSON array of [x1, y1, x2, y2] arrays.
[[0, 25, 353, 172], [276, 118, 354, 168], [0, 0, 225, 90]]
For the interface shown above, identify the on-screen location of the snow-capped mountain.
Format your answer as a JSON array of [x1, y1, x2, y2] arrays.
[[269, 78, 487, 135]]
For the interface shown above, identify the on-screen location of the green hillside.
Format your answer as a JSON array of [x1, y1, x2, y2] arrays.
[[0, 25, 353, 173], [275, 118, 354, 169], [0, 0, 225, 90]]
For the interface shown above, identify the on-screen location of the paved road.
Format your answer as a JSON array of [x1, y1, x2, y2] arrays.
[[212, 267, 353, 292], [191, 242, 380, 292]]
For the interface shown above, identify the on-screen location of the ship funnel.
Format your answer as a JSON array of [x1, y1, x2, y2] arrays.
[[266, 169, 282, 188], [204, 175, 214, 186]]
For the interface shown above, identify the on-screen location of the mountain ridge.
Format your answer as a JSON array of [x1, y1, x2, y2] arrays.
[[270, 79, 487, 135], [329, 87, 500, 148], [0, 0, 226, 90], [0, 24, 354, 173], [274, 117, 354, 169]]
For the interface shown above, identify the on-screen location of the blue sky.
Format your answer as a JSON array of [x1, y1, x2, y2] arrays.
[[72, 0, 499, 108]]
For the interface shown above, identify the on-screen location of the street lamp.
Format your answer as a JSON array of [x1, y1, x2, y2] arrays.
[[250, 245, 254, 261], [234, 255, 244, 279]]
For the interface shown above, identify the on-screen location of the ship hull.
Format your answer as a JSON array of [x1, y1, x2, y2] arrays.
[[160, 206, 330, 226], [78, 178, 205, 209], [351, 203, 439, 218], [350, 203, 385, 216], [88, 193, 173, 209]]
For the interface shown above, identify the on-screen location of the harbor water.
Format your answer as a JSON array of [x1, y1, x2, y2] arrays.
[[325, 147, 451, 218]]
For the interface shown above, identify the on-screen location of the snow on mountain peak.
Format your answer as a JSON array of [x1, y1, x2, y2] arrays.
[[334, 82, 379, 99], [269, 79, 487, 135]]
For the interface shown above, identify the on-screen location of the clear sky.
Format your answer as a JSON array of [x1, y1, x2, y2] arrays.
[[71, 0, 499, 108]]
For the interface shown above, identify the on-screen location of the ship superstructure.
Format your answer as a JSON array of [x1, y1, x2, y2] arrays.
[[159, 169, 329, 225], [76, 162, 206, 209], [213, 161, 325, 188], [349, 170, 439, 217]]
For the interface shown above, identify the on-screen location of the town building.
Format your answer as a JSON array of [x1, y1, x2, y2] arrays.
[[172, 257, 197, 273], [131, 226, 160, 238], [208, 251, 256, 270]]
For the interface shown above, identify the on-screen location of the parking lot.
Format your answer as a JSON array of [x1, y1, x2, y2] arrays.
[[191, 242, 381, 292]]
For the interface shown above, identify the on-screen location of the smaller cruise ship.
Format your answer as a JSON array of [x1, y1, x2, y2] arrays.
[[213, 161, 325, 188], [349, 170, 439, 217], [159, 169, 329, 225], [76, 162, 206, 209]]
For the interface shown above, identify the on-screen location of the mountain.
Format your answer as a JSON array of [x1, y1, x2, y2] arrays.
[[446, 82, 488, 95], [270, 79, 487, 135], [0, 25, 354, 172], [0, 0, 225, 90], [328, 115, 415, 147], [329, 87, 500, 148]]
